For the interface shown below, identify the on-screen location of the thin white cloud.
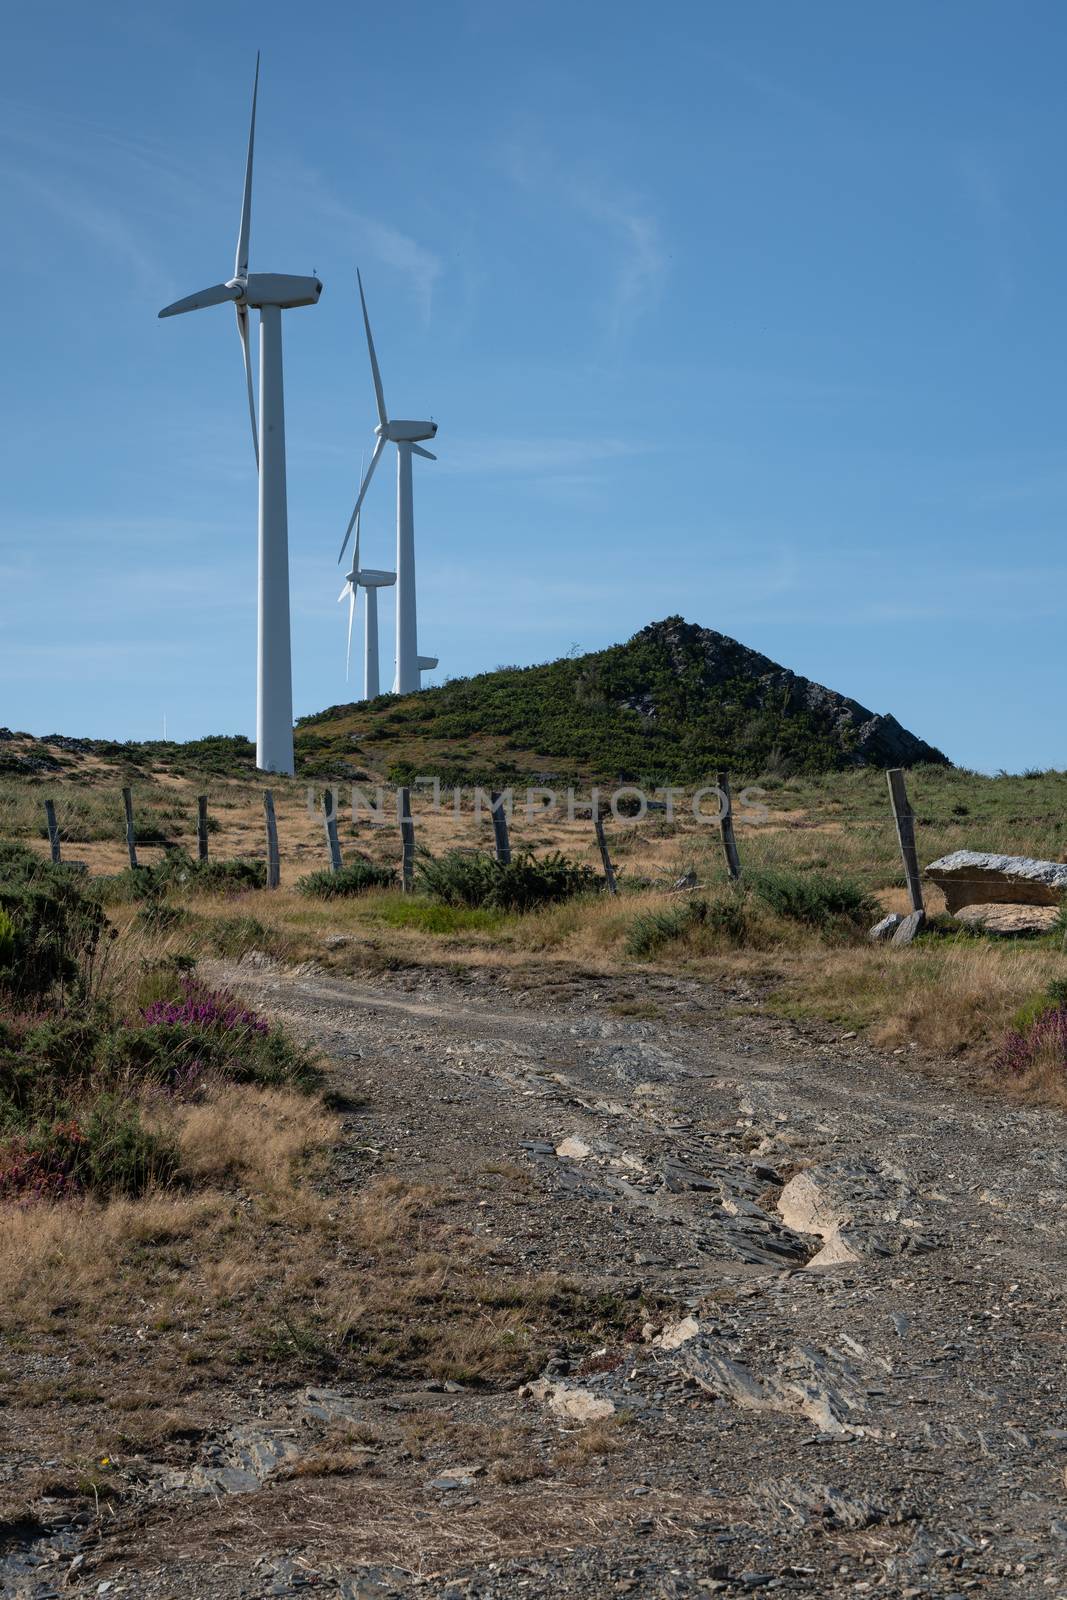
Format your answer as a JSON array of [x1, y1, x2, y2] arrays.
[[2, 165, 160, 291], [500, 141, 666, 337], [292, 166, 443, 320], [569, 183, 666, 338]]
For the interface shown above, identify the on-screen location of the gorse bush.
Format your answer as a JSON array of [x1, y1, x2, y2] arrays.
[[746, 868, 877, 931], [95, 849, 265, 904], [417, 849, 600, 912], [626, 894, 749, 958], [298, 861, 397, 899], [0, 841, 107, 1000]]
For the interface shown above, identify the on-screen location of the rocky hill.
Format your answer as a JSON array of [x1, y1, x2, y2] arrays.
[[296, 617, 949, 783]]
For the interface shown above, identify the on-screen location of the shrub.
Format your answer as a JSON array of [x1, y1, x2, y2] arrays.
[[997, 1007, 1067, 1082], [135, 901, 190, 933], [626, 894, 749, 958], [298, 861, 397, 898], [155, 851, 266, 893], [0, 843, 107, 999], [204, 915, 271, 958], [418, 849, 599, 912], [747, 868, 876, 931]]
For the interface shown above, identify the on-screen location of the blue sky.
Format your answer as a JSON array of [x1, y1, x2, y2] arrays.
[[1, 0, 1064, 772]]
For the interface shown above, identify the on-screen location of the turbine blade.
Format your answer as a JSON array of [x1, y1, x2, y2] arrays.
[[337, 434, 386, 563], [356, 269, 387, 427], [411, 443, 436, 460], [237, 306, 259, 466], [158, 282, 241, 318], [352, 451, 364, 571], [346, 588, 356, 680], [235, 52, 259, 281]]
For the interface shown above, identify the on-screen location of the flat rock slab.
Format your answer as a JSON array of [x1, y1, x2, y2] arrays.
[[926, 850, 1067, 912], [955, 903, 1060, 935]]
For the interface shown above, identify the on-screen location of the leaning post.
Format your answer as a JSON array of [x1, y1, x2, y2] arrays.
[[196, 795, 210, 863], [716, 770, 743, 882], [323, 787, 343, 873], [593, 809, 618, 896], [44, 799, 62, 864], [263, 789, 281, 890], [121, 786, 138, 870], [490, 790, 512, 865], [886, 768, 925, 916], [399, 787, 416, 893]]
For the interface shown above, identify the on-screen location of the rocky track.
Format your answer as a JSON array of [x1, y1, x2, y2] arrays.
[[5, 959, 1067, 1598]]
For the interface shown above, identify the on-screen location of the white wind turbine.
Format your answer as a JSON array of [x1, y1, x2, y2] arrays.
[[338, 467, 396, 701], [337, 271, 437, 695], [158, 54, 321, 775]]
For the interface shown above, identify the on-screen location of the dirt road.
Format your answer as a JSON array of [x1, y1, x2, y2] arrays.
[[7, 958, 1067, 1597]]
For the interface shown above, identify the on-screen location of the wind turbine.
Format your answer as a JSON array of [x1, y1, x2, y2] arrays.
[[337, 271, 437, 696], [338, 488, 396, 700], [157, 54, 321, 775]]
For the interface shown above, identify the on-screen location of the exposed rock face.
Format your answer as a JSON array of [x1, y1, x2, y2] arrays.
[[620, 618, 949, 769], [926, 850, 1067, 912]]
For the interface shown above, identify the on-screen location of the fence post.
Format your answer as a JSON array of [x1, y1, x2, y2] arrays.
[[593, 810, 618, 895], [263, 789, 280, 890], [323, 787, 343, 873], [716, 770, 743, 881], [121, 786, 138, 869], [490, 790, 512, 865], [44, 799, 61, 864], [196, 795, 209, 863], [886, 768, 925, 916], [399, 787, 416, 893]]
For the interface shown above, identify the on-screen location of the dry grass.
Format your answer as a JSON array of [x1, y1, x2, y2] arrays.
[[159, 1083, 337, 1193]]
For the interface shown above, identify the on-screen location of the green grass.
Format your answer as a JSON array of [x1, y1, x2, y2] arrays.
[[370, 897, 508, 935]]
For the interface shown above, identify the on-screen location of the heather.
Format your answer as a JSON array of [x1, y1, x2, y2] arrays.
[[0, 847, 318, 1202]]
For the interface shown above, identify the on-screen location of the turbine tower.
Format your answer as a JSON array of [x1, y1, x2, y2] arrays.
[[338, 502, 396, 701], [338, 271, 436, 696], [158, 55, 321, 775]]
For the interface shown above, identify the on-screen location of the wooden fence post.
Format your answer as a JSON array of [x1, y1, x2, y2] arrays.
[[398, 787, 416, 892], [323, 787, 343, 873], [44, 799, 61, 864], [593, 810, 618, 895], [263, 789, 280, 889], [716, 770, 742, 882], [886, 768, 925, 917], [196, 795, 209, 863], [490, 790, 512, 865], [121, 786, 138, 870], [883, 771, 927, 940]]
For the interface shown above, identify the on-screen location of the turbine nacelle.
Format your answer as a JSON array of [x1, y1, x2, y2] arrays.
[[242, 272, 322, 309], [356, 568, 397, 589], [379, 419, 438, 444]]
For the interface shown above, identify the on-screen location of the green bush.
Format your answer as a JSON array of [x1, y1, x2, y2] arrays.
[[95, 851, 266, 904], [626, 894, 749, 958], [418, 849, 599, 912], [204, 915, 272, 958], [155, 851, 266, 893], [0, 842, 107, 999], [747, 868, 876, 931], [0, 908, 14, 966], [298, 861, 397, 899], [135, 901, 190, 933]]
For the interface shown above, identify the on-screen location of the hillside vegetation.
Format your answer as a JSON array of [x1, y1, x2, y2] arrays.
[[295, 616, 949, 783]]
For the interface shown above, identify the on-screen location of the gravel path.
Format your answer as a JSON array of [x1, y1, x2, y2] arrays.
[[6, 958, 1067, 1598]]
